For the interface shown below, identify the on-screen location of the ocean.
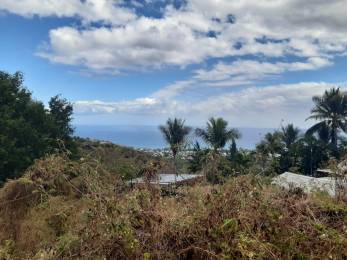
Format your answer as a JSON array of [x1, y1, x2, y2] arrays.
[[75, 125, 274, 150]]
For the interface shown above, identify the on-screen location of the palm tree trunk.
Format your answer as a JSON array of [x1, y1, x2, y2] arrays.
[[173, 153, 177, 183], [331, 127, 339, 158], [331, 128, 337, 146]]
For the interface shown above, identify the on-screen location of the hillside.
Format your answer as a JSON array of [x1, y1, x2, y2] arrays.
[[76, 138, 171, 180], [0, 153, 346, 259]]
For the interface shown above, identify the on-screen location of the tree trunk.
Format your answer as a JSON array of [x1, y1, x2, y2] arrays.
[[331, 127, 339, 158], [173, 153, 177, 178]]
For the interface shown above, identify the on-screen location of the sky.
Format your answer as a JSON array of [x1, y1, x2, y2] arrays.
[[1, 0, 347, 128]]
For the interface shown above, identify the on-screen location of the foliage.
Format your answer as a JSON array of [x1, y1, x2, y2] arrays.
[[281, 124, 300, 149], [159, 118, 191, 175], [257, 131, 283, 156], [188, 142, 209, 173], [228, 147, 254, 175], [0, 157, 346, 259], [159, 118, 191, 159], [186, 88, 347, 177], [196, 117, 241, 152], [76, 138, 164, 181], [255, 132, 283, 175], [48, 95, 77, 155], [202, 153, 235, 184], [307, 87, 347, 156], [256, 122, 336, 176], [0, 71, 75, 183], [296, 136, 330, 176]]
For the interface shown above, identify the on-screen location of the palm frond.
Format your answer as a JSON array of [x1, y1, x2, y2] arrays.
[[197, 117, 240, 150], [305, 121, 326, 137], [159, 117, 191, 155]]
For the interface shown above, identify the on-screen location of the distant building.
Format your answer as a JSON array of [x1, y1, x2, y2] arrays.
[[316, 168, 334, 177], [129, 174, 203, 188]]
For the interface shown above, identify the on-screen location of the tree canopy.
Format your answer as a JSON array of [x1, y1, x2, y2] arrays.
[[0, 71, 75, 183], [159, 118, 191, 159], [196, 117, 241, 152], [306, 88, 347, 155]]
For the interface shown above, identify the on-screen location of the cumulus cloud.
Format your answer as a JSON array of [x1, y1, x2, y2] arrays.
[[36, 16, 229, 72], [2, 0, 346, 73], [0, 0, 135, 25]]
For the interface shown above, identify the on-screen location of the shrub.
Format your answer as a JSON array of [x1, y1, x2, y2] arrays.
[[0, 156, 346, 259]]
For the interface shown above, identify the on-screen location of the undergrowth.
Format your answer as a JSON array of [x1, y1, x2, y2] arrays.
[[0, 155, 346, 259]]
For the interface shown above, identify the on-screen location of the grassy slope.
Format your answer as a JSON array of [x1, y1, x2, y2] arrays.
[[76, 139, 169, 180], [0, 149, 346, 259]]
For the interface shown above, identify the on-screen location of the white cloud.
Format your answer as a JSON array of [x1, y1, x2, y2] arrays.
[[75, 97, 159, 114], [36, 16, 229, 72], [194, 57, 332, 84], [0, 0, 135, 25], [74, 82, 343, 127], [2, 0, 347, 74], [152, 80, 196, 100], [2, 0, 347, 128]]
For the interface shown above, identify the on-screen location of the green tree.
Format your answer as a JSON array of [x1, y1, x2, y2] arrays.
[[49, 95, 74, 141], [227, 145, 253, 175], [281, 124, 300, 149], [257, 132, 283, 156], [297, 136, 330, 176], [196, 117, 241, 183], [196, 117, 241, 152], [188, 142, 209, 173], [0, 71, 49, 182], [256, 131, 283, 175], [278, 124, 301, 172], [159, 118, 191, 174], [48, 95, 76, 154], [306, 88, 347, 156], [0, 71, 76, 183]]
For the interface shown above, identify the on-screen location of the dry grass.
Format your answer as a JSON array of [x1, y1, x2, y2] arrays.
[[0, 155, 346, 259]]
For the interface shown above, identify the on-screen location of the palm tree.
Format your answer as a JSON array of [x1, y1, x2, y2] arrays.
[[256, 131, 283, 174], [281, 124, 300, 149], [261, 132, 283, 155], [317, 122, 330, 145], [306, 88, 347, 154], [279, 125, 300, 172], [196, 117, 241, 152], [159, 118, 191, 174]]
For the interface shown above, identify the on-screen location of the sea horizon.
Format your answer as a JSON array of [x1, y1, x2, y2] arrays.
[[75, 124, 276, 150]]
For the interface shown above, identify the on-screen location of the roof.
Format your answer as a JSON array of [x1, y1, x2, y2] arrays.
[[272, 172, 337, 196], [130, 174, 203, 186], [316, 168, 334, 174]]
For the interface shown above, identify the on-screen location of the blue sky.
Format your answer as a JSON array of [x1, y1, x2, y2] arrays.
[[1, 0, 347, 127]]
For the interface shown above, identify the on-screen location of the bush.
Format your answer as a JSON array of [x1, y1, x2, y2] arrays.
[[0, 156, 346, 259]]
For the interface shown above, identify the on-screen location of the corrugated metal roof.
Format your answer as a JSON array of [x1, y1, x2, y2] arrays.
[[272, 172, 337, 196], [130, 174, 203, 185]]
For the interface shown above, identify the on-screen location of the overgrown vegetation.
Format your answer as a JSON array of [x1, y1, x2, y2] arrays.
[[183, 88, 347, 178], [76, 138, 168, 181], [0, 155, 346, 259]]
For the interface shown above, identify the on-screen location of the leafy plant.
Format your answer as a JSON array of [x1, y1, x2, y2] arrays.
[[196, 117, 241, 152]]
